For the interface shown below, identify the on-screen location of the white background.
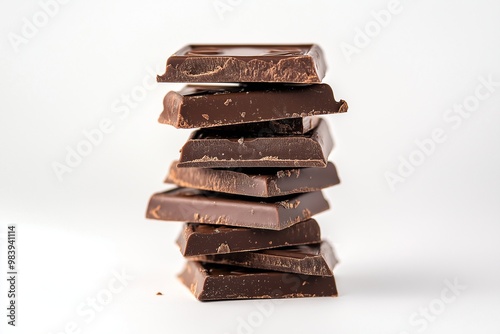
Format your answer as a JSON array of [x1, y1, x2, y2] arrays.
[[1, 0, 500, 333]]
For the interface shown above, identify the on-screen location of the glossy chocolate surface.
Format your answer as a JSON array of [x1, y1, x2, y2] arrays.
[[146, 187, 329, 230], [159, 84, 347, 129], [176, 219, 321, 256]]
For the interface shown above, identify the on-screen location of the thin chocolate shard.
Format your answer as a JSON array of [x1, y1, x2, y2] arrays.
[[177, 118, 334, 168], [189, 241, 338, 276], [204, 117, 320, 136], [146, 187, 329, 230], [165, 161, 340, 197], [159, 84, 347, 129], [178, 261, 338, 301], [176, 219, 321, 256], [157, 44, 326, 83]]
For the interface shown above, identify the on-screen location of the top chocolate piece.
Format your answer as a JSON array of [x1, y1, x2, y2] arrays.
[[157, 44, 326, 83]]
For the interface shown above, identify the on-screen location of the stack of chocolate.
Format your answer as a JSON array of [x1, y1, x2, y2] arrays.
[[147, 44, 348, 301]]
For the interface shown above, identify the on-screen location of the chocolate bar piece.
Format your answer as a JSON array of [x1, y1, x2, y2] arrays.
[[177, 219, 321, 256], [177, 119, 333, 168], [157, 44, 326, 83], [159, 84, 347, 129], [166, 161, 340, 197], [208, 117, 319, 135], [146, 188, 329, 230], [178, 261, 338, 301], [190, 241, 337, 276]]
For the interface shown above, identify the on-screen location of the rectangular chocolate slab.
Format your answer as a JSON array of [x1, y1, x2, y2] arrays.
[[157, 44, 326, 83], [190, 241, 337, 276], [166, 161, 340, 197], [179, 261, 338, 301], [159, 84, 347, 129], [177, 118, 333, 168], [177, 219, 321, 256], [146, 187, 329, 230]]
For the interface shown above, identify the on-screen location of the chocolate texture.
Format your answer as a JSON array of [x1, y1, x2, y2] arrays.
[[146, 187, 329, 230], [176, 219, 321, 256], [177, 118, 334, 168], [165, 161, 340, 197], [190, 241, 337, 276], [157, 44, 326, 83], [178, 261, 338, 301], [159, 84, 347, 129], [208, 117, 319, 135]]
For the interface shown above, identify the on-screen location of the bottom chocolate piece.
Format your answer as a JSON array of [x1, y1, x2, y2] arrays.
[[179, 261, 338, 301], [189, 241, 337, 276]]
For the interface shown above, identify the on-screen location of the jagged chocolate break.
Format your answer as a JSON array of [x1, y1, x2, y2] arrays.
[[165, 161, 340, 197], [157, 44, 326, 83], [177, 119, 334, 168]]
